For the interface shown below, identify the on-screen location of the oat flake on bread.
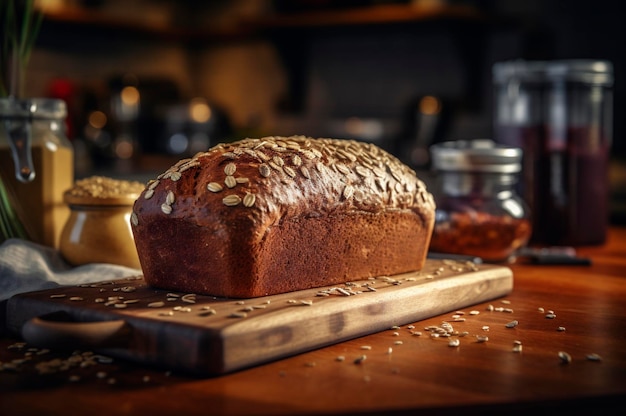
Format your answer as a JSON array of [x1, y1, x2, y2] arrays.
[[131, 135, 435, 298]]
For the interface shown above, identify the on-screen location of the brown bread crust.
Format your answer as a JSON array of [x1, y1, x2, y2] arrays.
[[131, 136, 435, 298]]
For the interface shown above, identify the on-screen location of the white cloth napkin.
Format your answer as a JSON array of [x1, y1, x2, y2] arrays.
[[0, 238, 141, 301]]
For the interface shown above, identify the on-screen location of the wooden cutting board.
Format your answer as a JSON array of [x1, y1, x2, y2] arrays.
[[5, 259, 512, 375]]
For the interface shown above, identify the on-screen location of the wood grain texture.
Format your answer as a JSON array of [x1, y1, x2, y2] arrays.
[[1, 228, 625, 415], [5, 260, 511, 374]]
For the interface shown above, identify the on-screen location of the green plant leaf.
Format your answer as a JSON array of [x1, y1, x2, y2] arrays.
[[1, 0, 43, 98]]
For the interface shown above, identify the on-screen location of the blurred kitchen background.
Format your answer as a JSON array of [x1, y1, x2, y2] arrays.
[[22, 0, 626, 223]]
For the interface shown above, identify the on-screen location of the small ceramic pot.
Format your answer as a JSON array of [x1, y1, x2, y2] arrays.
[[59, 176, 144, 269]]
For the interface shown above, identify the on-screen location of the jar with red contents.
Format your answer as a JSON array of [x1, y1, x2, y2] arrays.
[[429, 139, 532, 263]]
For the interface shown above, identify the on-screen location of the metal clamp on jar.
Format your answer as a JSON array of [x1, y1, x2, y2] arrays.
[[429, 139, 532, 263]]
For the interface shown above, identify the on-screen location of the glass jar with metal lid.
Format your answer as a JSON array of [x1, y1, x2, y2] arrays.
[[0, 98, 74, 247], [429, 139, 532, 262]]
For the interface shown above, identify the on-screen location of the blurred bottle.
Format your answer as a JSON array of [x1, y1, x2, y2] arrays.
[[493, 60, 613, 246], [399, 95, 447, 171]]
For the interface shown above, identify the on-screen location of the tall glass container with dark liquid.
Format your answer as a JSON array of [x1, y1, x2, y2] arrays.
[[493, 60, 613, 246]]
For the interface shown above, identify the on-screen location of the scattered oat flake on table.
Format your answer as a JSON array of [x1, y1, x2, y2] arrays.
[[354, 355, 367, 364], [586, 353, 602, 362], [558, 351, 572, 364]]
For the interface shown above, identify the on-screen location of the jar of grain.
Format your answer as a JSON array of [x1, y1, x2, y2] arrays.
[[428, 139, 532, 263], [60, 176, 145, 269], [0, 98, 73, 247]]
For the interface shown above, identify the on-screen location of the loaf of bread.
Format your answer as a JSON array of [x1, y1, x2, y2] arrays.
[[131, 136, 435, 298]]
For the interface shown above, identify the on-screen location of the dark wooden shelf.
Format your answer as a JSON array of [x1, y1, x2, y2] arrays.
[[40, 3, 486, 43], [251, 3, 485, 29], [40, 6, 247, 42]]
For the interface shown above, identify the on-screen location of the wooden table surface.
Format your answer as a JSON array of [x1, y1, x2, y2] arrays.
[[2, 227, 626, 415]]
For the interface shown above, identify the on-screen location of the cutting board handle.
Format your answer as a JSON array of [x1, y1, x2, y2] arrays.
[[21, 311, 131, 350]]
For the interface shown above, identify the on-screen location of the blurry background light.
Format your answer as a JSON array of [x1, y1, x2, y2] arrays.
[[167, 133, 189, 154], [121, 86, 140, 106], [114, 136, 135, 159], [189, 98, 212, 123], [419, 96, 442, 115], [88, 111, 107, 129]]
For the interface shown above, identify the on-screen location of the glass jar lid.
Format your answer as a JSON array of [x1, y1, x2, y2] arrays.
[[493, 59, 613, 86], [0, 98, 67, 119], [430, 139, 522, 173]]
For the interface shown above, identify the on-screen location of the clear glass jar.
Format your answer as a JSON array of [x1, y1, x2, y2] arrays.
[[0, 98, 74, 247], [429, 139, 532, 263], [493, 60, 613, 245]]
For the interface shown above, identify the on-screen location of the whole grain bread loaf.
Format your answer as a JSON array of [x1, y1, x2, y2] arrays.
[[131, 136, 435, 298]]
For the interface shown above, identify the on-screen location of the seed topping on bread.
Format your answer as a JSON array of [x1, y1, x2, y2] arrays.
[[132, 135, 434, 224]]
